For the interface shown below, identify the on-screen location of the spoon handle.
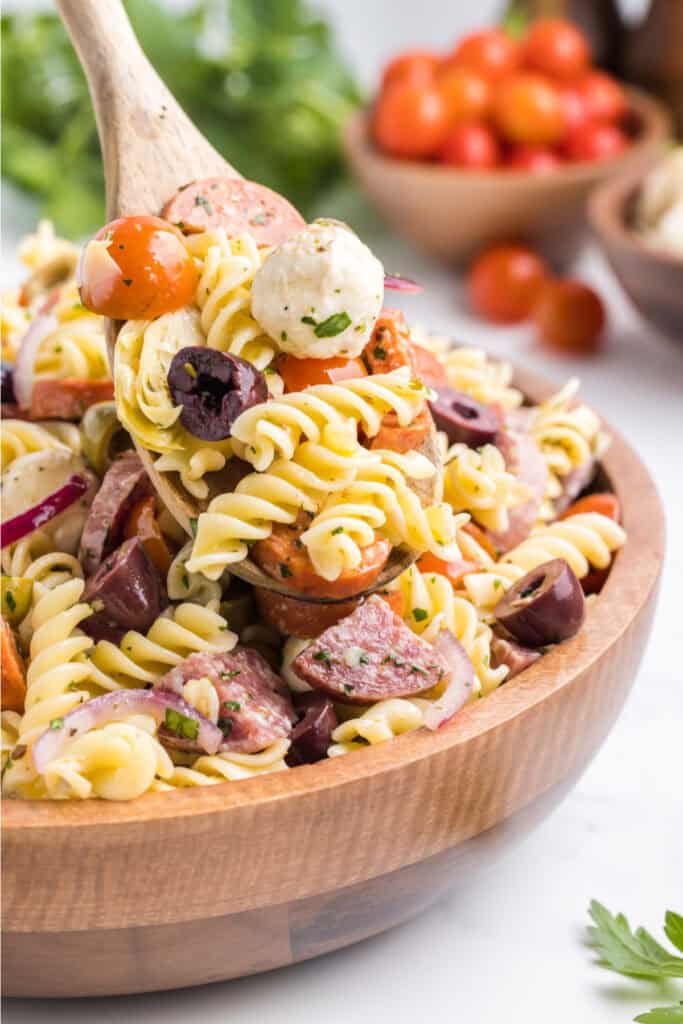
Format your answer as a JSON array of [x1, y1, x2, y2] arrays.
[[56, 0, 236, 219]]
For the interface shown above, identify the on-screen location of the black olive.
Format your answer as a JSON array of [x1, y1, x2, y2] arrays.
[[493, 559, 585, 648], [1, 362, 16, 405], [286, 692, 338, 766], [167, 347, 267, 441], [81, 537, 167, 643], [429, 386, 501, 447]]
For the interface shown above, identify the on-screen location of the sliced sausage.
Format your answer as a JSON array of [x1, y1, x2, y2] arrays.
[[161, 177, 305, 246], [369, 406, 432, 454], [156, 648, 296, 754], [78, 450, 153, 576], [81, 538, 166, 643], [486, 430, 548, 553], [255, 588, 360, 639], [411, 343, 448, 387], [292, 595, 448, 704], [1, 617, 26, 713], [29, 378, 114, 420], [363, 308, 413, 374], [491, 631, 542, 680], [287, 692, 338, 765]]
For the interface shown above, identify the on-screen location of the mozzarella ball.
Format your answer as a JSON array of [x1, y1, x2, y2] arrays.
[[251, 219, 384, 360]]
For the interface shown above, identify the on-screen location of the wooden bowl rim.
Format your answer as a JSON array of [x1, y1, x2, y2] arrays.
[[344, 86, 671, 189], [3, 362, 665, 832]]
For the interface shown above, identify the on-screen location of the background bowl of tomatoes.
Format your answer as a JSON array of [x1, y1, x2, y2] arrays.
[[343, 20, 671, 265]]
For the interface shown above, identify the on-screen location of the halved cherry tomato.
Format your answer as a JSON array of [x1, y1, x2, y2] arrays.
[[468, 244, 549, 324], [507, 145, 563, 173], [565, 122, 628, 162], [447, 29, 521, 82], [374, 83, 450, 159], [79, 215, 198, 320], [576, 71, 627, 123], [364, 309, 412, 373], [495, 73, 566, 145], [124, 496, 173, 575], [417, 553, 480, 588], [277, 354, 366, 393], [439, 121, 501, 170], [461, 521, 498, 561], [1, 616, 26, 713], [559, 493, 620, 522], [524, 18, 590, 80], [533, 279, 605, 355], [379, 589, 406, 618], [382, 50, 441, 91], [438, 67, 492, 125]]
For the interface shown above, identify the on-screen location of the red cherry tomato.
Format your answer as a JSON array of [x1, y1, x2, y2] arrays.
[[468, 244, 549, 323], [533, 279, 605, 355], [507, 145, 563, 172], [447, 29, 521, 81], [565, 121, 628, 162], [417, 553, 481, 589], [524, 18, 590, 80], [438, 67, 491, 125], [277, 354, 367, 393], [439, 121, 500, 170], [576, 71, 627, 123], [382, 50, 440, 91], [79, 215, 198, 319], [374, 83, 449, 158], [494, 73, 566, 145]]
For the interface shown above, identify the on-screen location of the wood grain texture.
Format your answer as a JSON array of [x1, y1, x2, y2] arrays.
[[343, 88, 671, 267], [2, 365, 665, 997]]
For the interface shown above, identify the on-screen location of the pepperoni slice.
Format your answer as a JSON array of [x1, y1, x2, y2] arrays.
[[161, 177, 305, 246], [255, 588, 360, 639], [29, 379, 114, 421]]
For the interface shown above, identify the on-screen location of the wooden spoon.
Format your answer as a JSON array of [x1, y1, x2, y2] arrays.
[[56, 0, 439, 601]]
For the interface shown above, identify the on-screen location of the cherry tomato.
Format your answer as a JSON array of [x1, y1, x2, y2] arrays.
[[565, 121, 628, 162], [374, 83, 449, 158], [79, 216, 198, 320], [556, 83, 590, 134], [447, 29, 521, 81], [382, 50, 440, 91], [277, 354, 367, 392], [559, 493, 620, 522], [417, 553, 480, 588], [124, 497, 173, 575], [533, 279, 605, 355], [438, 67, 491, 125], [461, 521, 498, 561], [507, 145, 562, 172], [494, 73, 566, 145], [468, 244, 549, 323], [524, 18, 590, 80], [439, 121, 500, 170], [576, 71, 627, 123]]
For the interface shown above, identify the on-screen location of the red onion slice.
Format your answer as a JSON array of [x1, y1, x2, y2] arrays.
[[0, 474, 89, 549], [423, 630, 475, 730], [32, 689, 223, 773], [384, 273, 423, 294], [13, 310, 59, 409]]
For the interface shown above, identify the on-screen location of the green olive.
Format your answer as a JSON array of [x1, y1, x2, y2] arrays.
[[1, 576, 33, 626], [80, 401, 131, 476]]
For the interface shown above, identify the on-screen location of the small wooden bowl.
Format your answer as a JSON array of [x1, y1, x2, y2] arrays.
[[343, 88, 671, 267], [1, 366, 664, 999], [588, 163, 683, 340]]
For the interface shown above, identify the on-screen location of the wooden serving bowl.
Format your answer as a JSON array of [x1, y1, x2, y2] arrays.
[[343, 88, 671, 267], [2, 365, 664, 999], [588, 163, 683, 341]]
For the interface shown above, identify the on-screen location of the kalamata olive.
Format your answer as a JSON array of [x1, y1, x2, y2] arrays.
[[1, 362, 16, 405], [429, 386, 501, 447], [167, 347, 267, 441], [286, 692, 338, 765], [493, 558, 585, 648], [81, 537, 166, 643]]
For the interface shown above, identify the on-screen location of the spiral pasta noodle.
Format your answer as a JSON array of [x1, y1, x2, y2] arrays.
[[17, 220, 79, 275], [502, 512, 626, 579], [1, 419, 80, 473], [167, 541, 222, 607], [443, 442, 531, 533], [328, 699, 430, 755], [410, 328, 523, 410], [151, 738, 290, 788], [33, 282, 109, 383], [530, 380, 609, 479]]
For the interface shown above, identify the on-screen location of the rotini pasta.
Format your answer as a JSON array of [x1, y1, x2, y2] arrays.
[[501, 512, 626, 579], [1, 289, 30, 362], [151, 738, 290, 788], [167, 541, 222, 607], [410, 328, 523, 410], [530, 379, 609, 479], [327, 698, 429, 755], [443, 442, 531, 533], [33, 282, 109, 383], [1, 419, 80, 473]]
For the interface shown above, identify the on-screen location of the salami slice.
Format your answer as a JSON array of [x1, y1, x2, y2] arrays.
[[486, 430, 548, 552], [161, 177, 305, 246], [78, 451, 153, 577], [156, 648, 296, 754], [291, 595, 448, 704], [491, 631, 542, 680]]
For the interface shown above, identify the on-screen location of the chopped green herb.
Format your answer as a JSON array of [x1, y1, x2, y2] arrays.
[[189, 516, 198, 537], [164, 708, 199, 741], [220, 670, 241, 680], [331, 526, 343, 536], [313, 312, 351, 337], [194, 194, 214, 214], [301, 315, 317, 326], [222, 700, 241, 712], [313, 649, 331, 665], [412, 607, 428, 623], [359, 652, 369, 665], [122, 278, 133, 287], [373, 345, 387, 361], [49, 717, 64, 730], [410, 664, 428, 675], [280, 330, 288, 341], [217, 717, 234, 737], [5, 591, 16, 613], [342, 683, 354, 694], [181, 572, 189, 590], [279, 562, 292, 578]]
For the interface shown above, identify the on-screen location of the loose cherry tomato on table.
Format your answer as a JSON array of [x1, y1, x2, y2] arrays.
[[559, 493, 620, 522], [438, 67, 491, 125], [524, 18, 590, 80], [494, 73, 566, 145], [374, 83, 449, 158], [79, 216, 198, 320], [576, 71, 627, 123], [468, 244, 549, 323], [565, 121, 628, 162], [439, 121, 500, 169], [382, 50, 440, 91], [507, 145, 562, 172], [277, 354, 367, 392], [124, 496, 173, 575], [417, 553, 481, 589], [533, 279, 605, 355], [446, 29, 521, 81]]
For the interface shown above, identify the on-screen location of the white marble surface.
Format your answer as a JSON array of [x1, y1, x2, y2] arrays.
[[2, 0, 683, 1020]]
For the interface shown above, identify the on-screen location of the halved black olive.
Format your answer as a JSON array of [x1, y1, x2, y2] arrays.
[[81, 537, 166, 643], [167, 347, 267, 441], [1, 362, 16, 405], [493, 558, 585, 648], [286, 692, 338, 766], [429, 386, 500, 447]]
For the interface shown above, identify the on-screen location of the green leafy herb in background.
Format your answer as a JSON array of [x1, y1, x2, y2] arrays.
[[1, 0, 361, 237], [587, 901, 683, 1023]]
